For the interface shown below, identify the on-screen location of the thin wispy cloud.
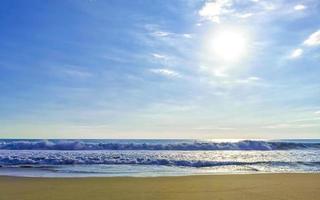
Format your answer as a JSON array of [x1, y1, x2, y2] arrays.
[[294, 4, 306, 11], [290, 48, 303, 59], [244, 76, 261, 82], [51, 65, 94, 79], [220, 76, 261, 85], [146, 24, 192, 40], [152, 31, 171, 37], [236, 13, 254, 18], [263, 123, 319, 129], [1, 0, 320, 138], [152, 53, 167, 59], [198, 0, 232, 23], [149, 68, 182, 78], [258, 1, 276, 11], [183, 34, 192, 39], [303, 30, 320, 46]]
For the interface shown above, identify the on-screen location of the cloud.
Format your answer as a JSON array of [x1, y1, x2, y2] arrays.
[[315, 111, 320, 115], [213, 69, 229, 77], [262, 123, 318, 129], [152, 53, 167, 59], [199, 65, 229, 77], [53, 65, 93, 79], [183, 34, 192, 38], [294, 4, 306, 11], [198, 0, 232, 23], [152, 31, 192, 39], [234, 76, 261, 84], [260, 2, 276, 11], [152, 31, 171, 37], [145, 24, 193, 41], [198, 0, 307, 25], [247, 76, 261, 81], [303, 30, 320, 46], [288, 30, 320, 59], [149, 68, 181, 78], [290, 48, 303, 59], [209, 75, 263, 89], [236, 12, 253, 18]]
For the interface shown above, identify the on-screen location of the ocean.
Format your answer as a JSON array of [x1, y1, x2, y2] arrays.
[[0, 139, 319, 177]]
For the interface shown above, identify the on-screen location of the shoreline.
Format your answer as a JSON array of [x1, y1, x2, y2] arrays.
[[1, 173, 319, 200], [0, 171, 319, 178]]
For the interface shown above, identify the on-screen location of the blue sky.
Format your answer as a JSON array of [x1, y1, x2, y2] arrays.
[[0, 0, 319, 139]]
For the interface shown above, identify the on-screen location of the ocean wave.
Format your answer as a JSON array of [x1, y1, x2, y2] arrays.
[[1, 158, 319, 168], [0, 149, 319, 169], [0, 140, 320, 151]]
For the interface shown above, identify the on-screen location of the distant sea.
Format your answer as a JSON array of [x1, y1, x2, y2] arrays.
[[0, 139, 319, 177]]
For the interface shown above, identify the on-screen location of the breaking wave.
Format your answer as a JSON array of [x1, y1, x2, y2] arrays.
[[0, 150, 319, 168], [0, 140, 319, 151]]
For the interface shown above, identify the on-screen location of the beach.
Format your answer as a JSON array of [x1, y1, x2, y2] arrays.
[[0, 174, 319, 200]]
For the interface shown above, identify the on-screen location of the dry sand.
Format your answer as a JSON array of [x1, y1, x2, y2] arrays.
[[0, 174, 319, 200]]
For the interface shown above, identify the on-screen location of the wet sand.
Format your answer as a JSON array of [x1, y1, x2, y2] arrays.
[[0, 174, 319, 200]]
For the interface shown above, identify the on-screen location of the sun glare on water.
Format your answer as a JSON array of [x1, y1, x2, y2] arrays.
[[210, 29, 248, 62]]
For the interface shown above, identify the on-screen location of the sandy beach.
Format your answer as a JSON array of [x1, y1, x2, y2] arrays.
[[0, 173, 319, 200]]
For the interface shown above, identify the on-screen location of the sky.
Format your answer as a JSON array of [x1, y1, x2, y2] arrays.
[[0, 0, 320, 139]]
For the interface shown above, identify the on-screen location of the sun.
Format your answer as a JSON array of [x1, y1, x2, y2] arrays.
[[210, 29, 248, 62]]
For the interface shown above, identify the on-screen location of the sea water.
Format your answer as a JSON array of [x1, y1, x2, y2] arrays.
[[0, 139, 319, 177]]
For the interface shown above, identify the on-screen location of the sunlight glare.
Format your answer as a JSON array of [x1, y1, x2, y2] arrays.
[[210, 29, 248, 62]]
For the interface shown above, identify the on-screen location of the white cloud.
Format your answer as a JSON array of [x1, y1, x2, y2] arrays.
[[150, 68, 181, 78], [236, 12, 253, 18], [146, 24, 191, 40], [215, 76, 263, 88], [247, 76, 261, 81], [198, 0, 232, 23], [214, 69, 229, 77], [152, 53, 166, 59], [235, 76, 261, 84], [294, 4, 306, 11], [262, 123, 290, 129], [315, 111, 320, 115], [260, 2, 276, 11], [290, 48, 303, 59], [262, 123, 318, 129], [152, 31, 171, 37], [183, 34, 192, 39], [303, 30, 320, 46], [199, 65, 229, 77]]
